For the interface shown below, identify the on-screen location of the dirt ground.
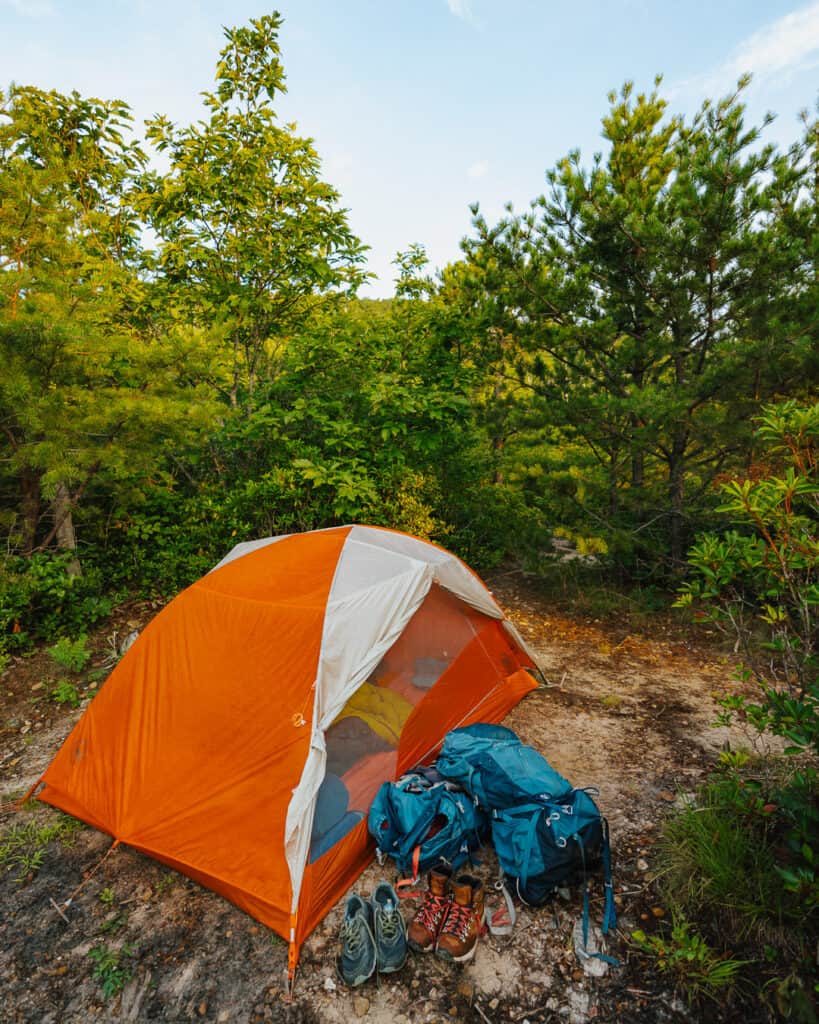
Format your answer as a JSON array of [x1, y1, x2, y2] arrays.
[[0, 574, 772, 1024]]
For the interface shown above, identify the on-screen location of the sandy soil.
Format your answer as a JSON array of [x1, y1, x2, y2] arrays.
[[0, 577, 770, 1023]]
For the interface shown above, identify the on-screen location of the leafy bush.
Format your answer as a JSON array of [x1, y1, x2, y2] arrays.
[[676, 402, 819, 928], [0, 552, 113, 652], [677, 402, 818, 754], [652, 756, 818, 1016], [51, 680, 81, 708], [632, 912, 747, 1004], [48, 634, 91, 673]]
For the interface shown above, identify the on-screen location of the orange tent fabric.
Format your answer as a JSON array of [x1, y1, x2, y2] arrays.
[[36, 525, 537, 980]]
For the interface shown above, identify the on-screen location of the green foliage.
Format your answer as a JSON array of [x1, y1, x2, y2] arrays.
[[88, 943, 133, 1000], [50, 680, 81, 708], [140, 13, 367, 408], [48, 634, 91, 673], [632, 913, 747, 1004], [99, 887, 115, 905], [464, 80, 817, 572], [653, 754, 818, 1017], [0, 552, 112, 653], [678, 402, 818, 750], [0, 814, 83, 884]]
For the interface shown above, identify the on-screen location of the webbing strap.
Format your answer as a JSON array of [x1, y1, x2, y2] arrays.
[[601, 818, 617, 935], [395, 845, 423, 899], [577, 833, 619, 967]]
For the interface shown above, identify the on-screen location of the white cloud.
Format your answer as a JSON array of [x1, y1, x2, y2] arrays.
[[673, 1, 819, 97], [467, 159, 489, 179], [1, 0, 54, 16], [446, 0, 473, 22], [727, 2, 819, 79]]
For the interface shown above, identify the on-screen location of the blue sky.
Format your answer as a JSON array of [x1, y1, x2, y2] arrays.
[[2, 0, 818, 295]]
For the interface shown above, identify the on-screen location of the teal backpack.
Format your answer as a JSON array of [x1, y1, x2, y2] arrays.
[[367, 768, 486, 878], [436, 724, 617, 944]]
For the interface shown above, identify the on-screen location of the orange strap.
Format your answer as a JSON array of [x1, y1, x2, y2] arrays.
[[395, 846, 423, 899]]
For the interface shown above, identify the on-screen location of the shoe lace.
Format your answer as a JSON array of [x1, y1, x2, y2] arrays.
[[415, 891, 450, 932], [379, 904, 402, 942], [441, 902, 473, 941], [340, 917, 365, 956]]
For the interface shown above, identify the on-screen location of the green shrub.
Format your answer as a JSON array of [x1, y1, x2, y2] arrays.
[[48, 634, 91, 673], [655, 761, 811, 948], [0, 552, 113, 653], [632, 912, 748, 1004], [50, 680, 81, 708], [88, 943, 133, 999]]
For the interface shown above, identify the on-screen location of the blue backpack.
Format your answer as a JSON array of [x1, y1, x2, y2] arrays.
[[436, 723, 572, 807], [436, 724, 616, 939], [367, 768, 486, 878]]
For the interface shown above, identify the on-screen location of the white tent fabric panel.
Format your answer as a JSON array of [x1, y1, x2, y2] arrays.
[[285, 561, 434, 911], [209, 534, 288, 571], [348, 525, 501, 619]]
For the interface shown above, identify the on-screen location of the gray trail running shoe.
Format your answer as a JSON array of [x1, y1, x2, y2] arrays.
[[371, 881, 408, 973], [336, 893, 377, 987]]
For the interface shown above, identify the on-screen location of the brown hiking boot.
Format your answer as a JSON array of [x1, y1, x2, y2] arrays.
[[435, 874, 485, 963], [407, 865, 453, 953]]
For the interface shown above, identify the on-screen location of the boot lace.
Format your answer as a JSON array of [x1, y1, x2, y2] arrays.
[[440, 902, 473, 941], [415, 891, 450, 933]]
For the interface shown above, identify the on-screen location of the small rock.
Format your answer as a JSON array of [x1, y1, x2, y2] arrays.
[[217, 1013, 230, 1023], [636, 858, 649, 872], [353, 995, 370, 1017], [31, 682, 44, 692], [323, 977, 337, 993], [489, 998, 500, 1010], [225, 929, 233, 938], [411, 979, 420, 989], [20, 723, 31, 734], [448, 1006, 458, 1017], [428, 987, 438, 999], [557, 886, 571, 901]]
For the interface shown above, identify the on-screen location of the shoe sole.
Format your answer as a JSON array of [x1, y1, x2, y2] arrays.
[[335, 956, 376, 987]]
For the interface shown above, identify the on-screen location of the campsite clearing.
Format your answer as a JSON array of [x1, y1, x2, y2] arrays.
[[1, 573, 766, 1023]]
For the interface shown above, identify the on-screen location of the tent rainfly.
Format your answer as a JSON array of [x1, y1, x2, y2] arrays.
[[34, 525, 539, 983]]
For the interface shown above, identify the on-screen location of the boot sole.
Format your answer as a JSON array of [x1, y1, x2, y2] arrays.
[[435, 943, 478, 964]]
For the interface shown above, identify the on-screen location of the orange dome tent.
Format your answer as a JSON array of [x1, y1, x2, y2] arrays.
[[34, 525, 538, 983]]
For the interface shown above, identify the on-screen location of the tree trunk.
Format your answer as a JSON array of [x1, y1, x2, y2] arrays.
[[53, 482, 82, 576], [668, 432, 687, 573], [20, 468, 42, 554]]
